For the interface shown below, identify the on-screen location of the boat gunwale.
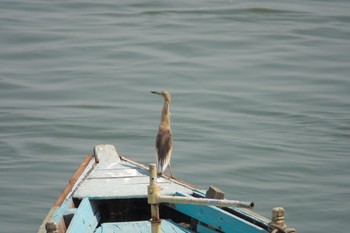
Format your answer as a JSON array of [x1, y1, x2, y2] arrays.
[[38, 154, 95, 233], [38, 147, 274, 233], [119, 155, 199, 189]]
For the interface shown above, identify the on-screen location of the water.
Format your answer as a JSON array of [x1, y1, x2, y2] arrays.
[[1, 0, 349, 232]]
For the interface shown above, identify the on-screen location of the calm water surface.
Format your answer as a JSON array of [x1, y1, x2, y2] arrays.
[[1, 0, 350, 232]]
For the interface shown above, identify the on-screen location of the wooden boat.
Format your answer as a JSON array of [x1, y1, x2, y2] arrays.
[[38, 144, 296, 233]]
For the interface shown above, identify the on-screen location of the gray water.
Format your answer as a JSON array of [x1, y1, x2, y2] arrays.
[[1, 0, 350, 232]]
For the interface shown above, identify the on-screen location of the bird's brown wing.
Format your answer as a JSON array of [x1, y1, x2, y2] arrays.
[[156, 129, 172, 171]]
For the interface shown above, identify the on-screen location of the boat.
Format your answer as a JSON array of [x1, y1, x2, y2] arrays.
[[38, 144, 296, 233]]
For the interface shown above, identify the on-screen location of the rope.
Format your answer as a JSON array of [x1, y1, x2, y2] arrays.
[[269, 223, 297, 233]]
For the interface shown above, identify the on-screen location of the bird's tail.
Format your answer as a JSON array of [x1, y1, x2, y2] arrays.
[[157, 160, 167, 173]]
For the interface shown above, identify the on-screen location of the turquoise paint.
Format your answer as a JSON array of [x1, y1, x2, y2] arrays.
[[193, 190, 270, 227], [234, 208, 270, 226], [197, 224, 219, 233], [73, 145, 193, 200], [95, 220, 192, 233], [94, 228, 102, 233], [52, 197, 73, 223], [171, 192, 268, 233], [66, 198, 100, 233]]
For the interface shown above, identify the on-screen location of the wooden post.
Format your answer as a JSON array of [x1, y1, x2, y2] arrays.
[[206, 186, 225, 200], [148, 164, 161, 233], [45, 221, 58, 233], [272, 207, 285, 227], [270, 207, 286, 232]]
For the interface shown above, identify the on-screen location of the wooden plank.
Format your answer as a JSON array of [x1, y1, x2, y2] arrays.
[[205, 186, 225, 199], [54, 155, 94, 207], [53, 197, 73, 223], [194, 190, 270, 229], [73, 145, 196, 200], [233, 208, 270, 224], [95, 220, 192, 233], [94, 227, 102, 233], [93, 161, 149, 173], [94, 144, 121, 165], [87, 168, 147, 179], [197, 223, 220, 233], [74, 154, 194, 199], [120, 155, 198, 189], [38, 207, 58, 233], [63, 208, 77, 229], [190, 186, 226, 233], [73, 177, 193, 199], [66, 198, 100, 233], [168, 193, 268, 233], [38, 154, 95, 233]]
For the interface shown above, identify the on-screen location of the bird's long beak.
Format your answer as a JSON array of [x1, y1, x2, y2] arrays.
[[151, 91, 162, 95]]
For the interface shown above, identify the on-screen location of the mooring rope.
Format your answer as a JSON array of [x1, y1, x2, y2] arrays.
[[269, 223, 297, 233]]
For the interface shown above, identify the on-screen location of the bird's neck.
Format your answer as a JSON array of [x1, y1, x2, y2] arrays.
[[160, 101, 171, 129]]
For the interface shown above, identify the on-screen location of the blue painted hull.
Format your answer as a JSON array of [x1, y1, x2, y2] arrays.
[[38, 144, 273, 233]]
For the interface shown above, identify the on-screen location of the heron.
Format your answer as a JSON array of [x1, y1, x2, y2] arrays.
[[151, 91, 173, 178]]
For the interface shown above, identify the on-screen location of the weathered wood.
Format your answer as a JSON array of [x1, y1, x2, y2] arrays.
[[120, 155, 198, 189], [39, 155, 94, 233], [269, 207, 296, 233], [88, 168, 147, 179], [158, 195, 253, 208], [271, 207, 285, 228], [93, 144, 121, 166], [148, 164, 161, 233], [52, 197, 73, 223], [195, 189, 271, 230], [38, 144, 278, 233], [73, 176, 193, 199], [169, 192, 267, 233], [73, 150, 193, 200], [196, 224, 219, 233], [38, 207, 58, 233], [54, 155, 94, 207], [95, 220, 193, 233], [63, 208, 77, 229], [66, 198, 100, 233], [198, 184, 225, 232], [45, 221, 58, 233], [205, 186, 225, 200]]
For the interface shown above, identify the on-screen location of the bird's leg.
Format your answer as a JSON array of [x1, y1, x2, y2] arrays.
[[168, 164, 174, 178], [156, 165, 162, 176]]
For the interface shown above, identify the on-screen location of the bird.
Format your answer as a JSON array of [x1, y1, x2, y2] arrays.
[[151, 91, 173, 178]]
